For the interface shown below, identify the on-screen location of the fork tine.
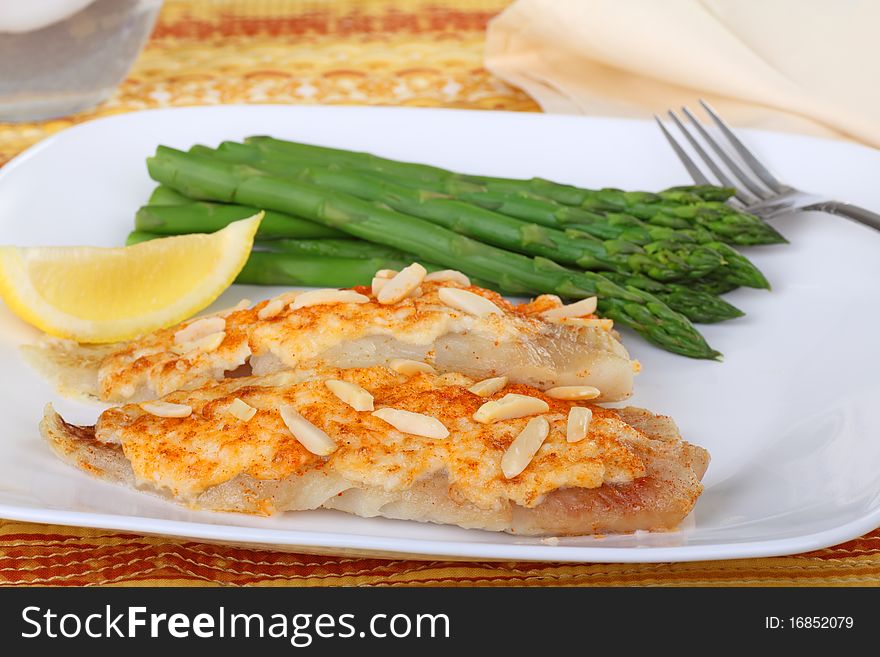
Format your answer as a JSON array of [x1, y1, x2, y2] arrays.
[[681, 106, 771, 199], [699, 99, 784, 193], [666, 110, 754, 204], [653, 115, 712, 186]]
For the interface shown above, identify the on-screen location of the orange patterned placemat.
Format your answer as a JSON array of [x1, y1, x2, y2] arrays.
[[0, 0, 877, 586], [0, 0, 537, 166], [2, 521, 880, 587]]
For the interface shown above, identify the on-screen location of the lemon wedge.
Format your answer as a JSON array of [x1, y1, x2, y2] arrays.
[[0, 214, 261, 343]]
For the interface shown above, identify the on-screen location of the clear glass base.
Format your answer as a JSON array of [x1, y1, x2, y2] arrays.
[[0, 0, 162, 123], [0, 89, 112, 123]]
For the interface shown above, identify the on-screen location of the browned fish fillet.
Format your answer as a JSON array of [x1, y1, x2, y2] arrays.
[[40, 367, 707, 536], [24, 280, 635, 403]]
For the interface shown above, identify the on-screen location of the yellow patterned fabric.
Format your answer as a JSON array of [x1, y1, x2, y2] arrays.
[[0, 0, 877, 586]]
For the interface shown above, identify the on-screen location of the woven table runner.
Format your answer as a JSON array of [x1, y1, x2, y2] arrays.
[[0, 0, 877, 586]]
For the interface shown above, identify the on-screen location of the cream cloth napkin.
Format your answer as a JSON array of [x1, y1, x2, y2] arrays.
[[485, 0, 880, 146]]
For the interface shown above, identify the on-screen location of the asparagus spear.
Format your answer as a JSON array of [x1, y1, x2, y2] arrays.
[[573, 231, 747, 294], [687, 275, 741, 296], [222, 141, 779, 261], [136, 200, 346, 239], [200, 144, 773, 289], [453, 187, 669, 237], [147, 146, 719, 359], [234, 143, 772, 288], [210, 142, 677, 237], [128, 231, 516, 291], [195, 145, 731, 284], [238, 253, 413, 287], [147, 185, 190, 205], [324, 161, 770, 289], [581, 196, 786, 246], [126, 230, 162, 246], [664, 185, 737, 203], [242, 137, 704, 206], [129, 230, 402, 259], [214, 140, 783, 248], [266, 238, 407, 259], [131, 225, 740, 323], [602, 272, 743, 324], [205, 141, 773, 287], [129, 223, 742, 324], [702, 241, 769, 289], [560, 224, 767, 290], [147, 144, 763, 303], [244, 136, 785, 245], [445, 180, 785, 246], [126, 231, 412, 284], [440, 187, 747, 251], [646, 286, 745, 324]]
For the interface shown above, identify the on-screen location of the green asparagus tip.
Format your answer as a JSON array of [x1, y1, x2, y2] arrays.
[[755, 225, 788, 245]]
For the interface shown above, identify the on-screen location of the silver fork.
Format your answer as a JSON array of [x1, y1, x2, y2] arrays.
[[655, 100, 880, 232]]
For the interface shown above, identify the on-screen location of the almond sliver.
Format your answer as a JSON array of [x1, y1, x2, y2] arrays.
[[545, 385, 601, 400], [566, 407, 592, 443], [218, 298, 252, 317], [424, 270, 470, 286], [279, 405, 337, 456], [377, 263, 427, 304], [258, 298, 287, 320], [389, 359, 435, 376], [140, 401, 192, 418], [553, 317, 614, 330], [171, 330, 225, 355], [371, 276, 388, 296], [438, 287, 502, 317], [193, 330, 225, 352], [325, 379, 374, 411], [290, 289, 370, 310], [473, 393, 549, 423], [227, 397, 257, 421], [467, 376, 508, 397], [501, 415, 550, 478], [371, 407, 449, 439], [540, 296, 598, 320], [174, 316, 225, 344]]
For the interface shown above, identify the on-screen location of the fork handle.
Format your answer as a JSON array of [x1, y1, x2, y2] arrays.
[[808, 201, 880, 232]]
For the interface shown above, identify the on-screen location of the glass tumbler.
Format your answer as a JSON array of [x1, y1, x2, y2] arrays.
[[0, 0, 163, 122]]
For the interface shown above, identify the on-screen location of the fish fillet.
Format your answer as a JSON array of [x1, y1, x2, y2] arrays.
[[40, 367, 708, 536], [24, 281, 635, 403]]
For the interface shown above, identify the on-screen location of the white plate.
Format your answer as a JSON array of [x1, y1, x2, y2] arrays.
[[1, 105, 879, 563]]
